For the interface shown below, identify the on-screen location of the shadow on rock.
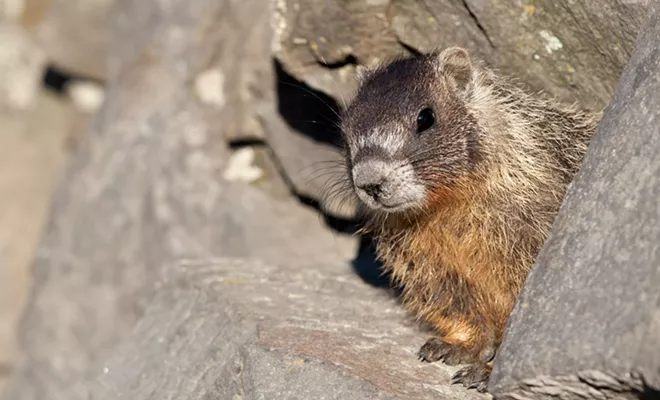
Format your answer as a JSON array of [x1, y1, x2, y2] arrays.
[[274, 59, 343, 149], [352, 236, 396, 290], [271, 58, 398, 293]]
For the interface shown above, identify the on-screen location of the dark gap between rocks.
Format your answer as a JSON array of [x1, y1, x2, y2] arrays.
[[267, 58, 394, 290], [397, 40, 424, 57], [273, 58, 344, 149], [42, 65, 72, 94], [640, 382, 660, 400], [42, 64, 105, 95], [227, 138, 269, 149], [316, 54, 358, 69], [352, 236, 392, 289]]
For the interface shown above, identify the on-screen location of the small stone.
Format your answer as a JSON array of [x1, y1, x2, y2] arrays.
[[194, 68, 227, 109], [66, 80, 106, 113], [222, 147, 264, 183], [539, 30, 564, 54]]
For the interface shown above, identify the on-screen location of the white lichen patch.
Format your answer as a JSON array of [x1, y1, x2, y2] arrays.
[[223, 147, 264, 183], [194, 68, 226, 109], [66, 80, 106, 113], [539, 30, 563, 54]]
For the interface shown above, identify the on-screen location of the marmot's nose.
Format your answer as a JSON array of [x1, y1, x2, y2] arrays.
[[360, 182, 383, 199], [352, 161, 391, 200]]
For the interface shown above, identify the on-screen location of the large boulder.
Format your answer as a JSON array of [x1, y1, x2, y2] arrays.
[[1, 0, 357, 397], [273, 0, 647, 110], [490, 2, 660, 398], [87, 257, 486, 399]]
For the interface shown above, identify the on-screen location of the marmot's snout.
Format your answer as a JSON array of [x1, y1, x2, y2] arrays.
[[352, 160, 395, 203], [351, 156, 425, 213]]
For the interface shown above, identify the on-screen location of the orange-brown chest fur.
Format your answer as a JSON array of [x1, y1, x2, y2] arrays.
[[369, 181, 550, 349]]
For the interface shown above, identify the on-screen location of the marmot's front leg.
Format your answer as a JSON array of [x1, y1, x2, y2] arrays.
[[417, 316, 497, 393]]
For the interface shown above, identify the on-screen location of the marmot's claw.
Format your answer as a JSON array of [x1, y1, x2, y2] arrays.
[[417, 337, 475, 365], [451, 363, 491, 393]]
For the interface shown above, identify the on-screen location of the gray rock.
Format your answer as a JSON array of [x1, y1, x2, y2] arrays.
[[31, 0, 114, 80], [490, 3, 660, 399], [0, 88, 80, 396], [88, 258, 487, 399], [274, 0, 647, 110]]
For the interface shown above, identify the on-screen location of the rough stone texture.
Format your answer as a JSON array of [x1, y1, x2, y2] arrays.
[[490, 3, 660, 399], [5, 0, 652, 222], [273, 0, 648, 110], [87, 258, 487, 399]]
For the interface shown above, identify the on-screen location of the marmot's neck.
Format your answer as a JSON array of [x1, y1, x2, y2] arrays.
[[469, 67, 600, 196]]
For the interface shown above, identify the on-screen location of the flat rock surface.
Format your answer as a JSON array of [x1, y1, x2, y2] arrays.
[[89, 258, 488, 399]]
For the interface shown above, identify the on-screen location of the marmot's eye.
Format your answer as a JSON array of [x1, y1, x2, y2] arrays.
[[416, 108, 435, 133]]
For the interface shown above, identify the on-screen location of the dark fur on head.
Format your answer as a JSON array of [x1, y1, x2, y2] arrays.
[[341, 49, 486, 214]]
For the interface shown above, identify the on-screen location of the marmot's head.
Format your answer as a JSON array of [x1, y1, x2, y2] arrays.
[[341, 47, 482, 214]]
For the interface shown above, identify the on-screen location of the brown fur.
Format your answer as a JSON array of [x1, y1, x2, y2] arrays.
[[340, 47, 601, 390]]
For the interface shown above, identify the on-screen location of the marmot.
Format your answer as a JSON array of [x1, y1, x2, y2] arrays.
[[338, 47, 600, 392]]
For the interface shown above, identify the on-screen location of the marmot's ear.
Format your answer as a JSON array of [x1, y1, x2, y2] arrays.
[[436, 47, 473, 94]]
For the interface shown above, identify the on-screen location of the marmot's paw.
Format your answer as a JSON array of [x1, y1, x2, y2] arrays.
[[417, 337, 476, 365], [451, 363, 491, 393]]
